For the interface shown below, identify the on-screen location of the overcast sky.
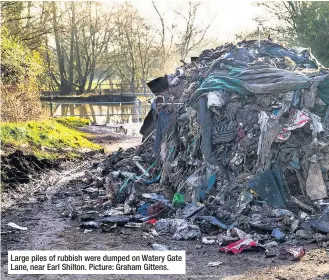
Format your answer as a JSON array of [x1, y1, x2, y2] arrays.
[[103, 0, 264, 42], [139, 1, 262, 41]]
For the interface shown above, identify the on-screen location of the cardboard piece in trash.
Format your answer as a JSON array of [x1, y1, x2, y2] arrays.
[[306, 162, 328, 200]]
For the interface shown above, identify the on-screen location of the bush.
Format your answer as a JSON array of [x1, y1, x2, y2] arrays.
[[0, 29, 45, 122]]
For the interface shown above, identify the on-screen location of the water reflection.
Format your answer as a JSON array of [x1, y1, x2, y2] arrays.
[[42, 101, 150, 125]]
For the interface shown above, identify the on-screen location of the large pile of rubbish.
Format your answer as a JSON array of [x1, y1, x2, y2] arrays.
[[74, 40, 329, 256]]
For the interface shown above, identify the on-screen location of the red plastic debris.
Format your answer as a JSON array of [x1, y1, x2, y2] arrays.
[[219, 238, 258, 255], [286, 109, 310, 130], [279, 247, 305, 260], [147, 219, 157, 225]]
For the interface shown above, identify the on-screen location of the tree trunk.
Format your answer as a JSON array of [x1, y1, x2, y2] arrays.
[[68, 4, 75, 94], [141, 76, 146, 95], [130, 70, 135, 97], [51, 3, 69, 94], [27, 2, 31, 27], [87, 61, 96, 92]]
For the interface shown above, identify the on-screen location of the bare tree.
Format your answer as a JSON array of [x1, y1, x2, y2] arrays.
[[111, 3, 161, 94], [152, 1, 213, 63], [2, 1, 217, 95], [46, 2, 114, 94], [175, 2, 211, 60], [151, 1, 177, 71], [259, 1, 301, 37], [1, 1, 55, 50], [50, 2, 70, 94]]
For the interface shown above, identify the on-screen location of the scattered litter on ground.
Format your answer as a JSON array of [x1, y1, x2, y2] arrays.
[[279, 247, 306, 260], [80, 221, 99, 229], [202, 236, 217, 245], [219, 238, 260, 255], [151, 244, 169, 251], [207, 261, 223, 267], [7, 222, 27, 231]]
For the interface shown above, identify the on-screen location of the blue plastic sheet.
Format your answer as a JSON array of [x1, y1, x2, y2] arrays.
[[154, 111, 172, 153], [144, 174, 161, 184], [197, 96, 220, 166], [248, 166, 290, 208], [308, 209, 329, 233], [223, 47, 254, 63], [136, 203, 152, 216], [258, 43, 317, 68], [207, 174, 217, 190], [271, 228, 286, 241]]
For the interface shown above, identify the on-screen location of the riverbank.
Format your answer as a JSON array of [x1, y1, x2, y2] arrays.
[[0, 117, 102, 187], [0, 117, 101, 160], [0, 117, 143, 187]]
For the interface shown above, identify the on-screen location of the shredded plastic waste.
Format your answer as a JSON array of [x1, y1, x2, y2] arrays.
[[69, 39, 329, 260]]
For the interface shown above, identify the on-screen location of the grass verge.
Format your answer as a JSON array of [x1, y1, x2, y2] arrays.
[[0, 117, 102, 160]]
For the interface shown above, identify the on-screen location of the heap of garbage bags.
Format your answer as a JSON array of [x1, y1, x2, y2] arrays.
[[75, 40, 329, 256]]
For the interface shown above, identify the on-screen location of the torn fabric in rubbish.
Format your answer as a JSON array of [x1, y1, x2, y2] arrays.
[[75, 40, 329, 258]]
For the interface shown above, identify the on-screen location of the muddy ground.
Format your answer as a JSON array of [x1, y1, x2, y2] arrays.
[[1, 129, 329, 280], [79, 125, 142, 154]]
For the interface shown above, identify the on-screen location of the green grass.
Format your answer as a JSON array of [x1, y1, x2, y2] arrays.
[[0, 118, 102, 160], [53, 116, 90, 129]]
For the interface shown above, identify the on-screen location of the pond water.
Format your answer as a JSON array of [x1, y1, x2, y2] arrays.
[[42, 101, 151, 125]]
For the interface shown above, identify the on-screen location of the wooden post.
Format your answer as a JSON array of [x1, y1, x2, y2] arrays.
[[120, 102, 123, 123], [50, 102, 53, 117], [139, 100, 142, 122]]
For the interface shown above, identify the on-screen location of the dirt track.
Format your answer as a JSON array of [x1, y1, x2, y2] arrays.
[[1, 137, 329, 280]]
